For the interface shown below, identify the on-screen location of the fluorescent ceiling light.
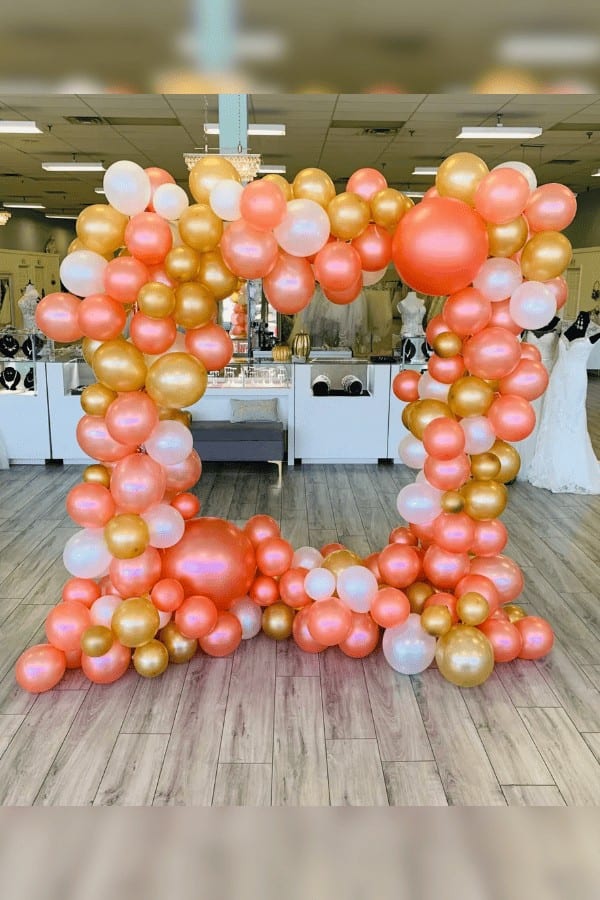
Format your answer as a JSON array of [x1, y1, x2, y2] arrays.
[[0, 120, 42, 134], [458, 125, 542, 139], [497, 33, 600, 66], [3, 201, 45, 209], [204, 123, 286, 136], [592, 169, 600, 177], [405, 191, 426, 198], [94, 187, 106, 194], [412, 166, 438, 176], [258, 164, 287, 174], [45, 213, 79, 220], [42, 161, 105, 172]]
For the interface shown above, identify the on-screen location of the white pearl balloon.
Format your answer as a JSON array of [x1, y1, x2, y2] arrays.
[[362, 266, 388, 286], [153, 183, 189, 221], [274, 199, 330, 257], [142, 504, 185, 549], [145, 420, 193, 466], [460, 416, 496, 454], [304, 567, 336, 601], [382, 613, 436, 675], [398, 434, 427, 469], [209, 180, 244, 221], [60, 250, 107, 297], [418, 372, 450, 402], [230, 596, 263, 639], [103, 160, 151, 216], [336, 565, 378, 613], [396, 483, 442, 525], [90, 594, 122, 627], [63, 528, 112, 579], [509, 281, 556, 330], [291, 546, 324, 570]]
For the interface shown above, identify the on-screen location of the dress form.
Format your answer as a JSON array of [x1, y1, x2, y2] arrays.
[[564, 310, 600, 344], [398, 292, 427, 364], [18, 282, 40, 333]]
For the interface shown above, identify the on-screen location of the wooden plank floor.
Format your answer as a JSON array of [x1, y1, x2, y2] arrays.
[[0, 378, 599, 806]]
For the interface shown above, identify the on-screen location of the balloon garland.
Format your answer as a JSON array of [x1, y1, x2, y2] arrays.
[[17, 152, 574, 692]]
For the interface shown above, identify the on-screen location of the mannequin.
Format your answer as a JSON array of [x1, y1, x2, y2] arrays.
[[18, 282, 41, 333], [397, 291, 427, 364], [526, 315, 561, 339], [564, 310, 600, 344]]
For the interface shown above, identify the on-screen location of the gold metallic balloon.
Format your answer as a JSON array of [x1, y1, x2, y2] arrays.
[[370, 188, 407, 231], [327, 191, 370, 240], [322, 549, 362, 577], [80, 625, 114, 657], [403, 196, 415, 212], [520, 231, 572, 281], [262, 602, 295, 640], [470, 452, 502, 481], [293, 167, 336, 208], [82, 337, 103, 366], [406, 582, 434, 614], [133, 639, 169, 678], [77, 204, 128, 256], [401, 401, 417, 431], [111, 597, 160, 648], [441, 490, 465, 514], [189, 156, 241, 204], [165, 246, 200, 283], [504, 604, 526, 624], [490, 439, 521, 483], [160, 620, 198, 663], [457, 592, 489, 626], [432, 331, 463, 358], [83, 464, 111, 488], [487, 216, 528, 258], [145, 352, 208, 409], [104, 513, 150, 560], [421, 605, 452, 637], [92, 339, 147, 393], [174, 282, 217, 329], [448, 376, 495, 418], [137, 282, 176, 319], [68, 237, 85, 254], [436, 152, 489, 206], [178, 203, 223, 253], [197, 249, 239, 301], [461, 480, 508, 520], [435, 624, 495, 687], [158, 407, 192, 427], [80, 382, 117, 417], [409, 399, 454, 440], [262, 173, 293, 200]]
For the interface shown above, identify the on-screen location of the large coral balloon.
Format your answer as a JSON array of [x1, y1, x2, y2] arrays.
[[162, 517, 256, 610]]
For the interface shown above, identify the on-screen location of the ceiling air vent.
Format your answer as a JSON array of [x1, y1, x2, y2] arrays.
[[547, 159, 578, 165], [361, 127, 402, 137], [64, 116, 106, 126]]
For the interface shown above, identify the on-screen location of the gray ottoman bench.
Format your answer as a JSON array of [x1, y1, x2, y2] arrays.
[[190, 420, 285, 484]]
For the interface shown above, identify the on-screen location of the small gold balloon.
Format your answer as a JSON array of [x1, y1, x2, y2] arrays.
[[401, 401, 417, 431], [189, 156, 241, 204], [80, 625, 114, 657], [174, 282, 217, 329], [293, 167, 336, 208], [403, 196, 415, 212], [160, 621, 198, 663], [92, 339, 147, 393], [76, 204, 128, 256], [504, 604, 526, 624], [137, 282, 176, 319], [83, 464, 111, 488], [104, 513, 150, 560], [133, 639, 169, 678], [521, 231, 572, 282], [490, 439, 521, 483], [322, 549, 362, 577], [421, 605, 453, 637], [112, 597, 160, 648], [448, 376, 495, 418], [409, 399, 454, 440], [461, 480, 508, 521], [197, 249, 239, 300], [470, 452, 502, 481], [145, 352, 208, 409], [178, 203, 223, 253], [436, 152, 489, 206], [432, 331, 463, 359], [165, 245, 200, 283], [82, 337, 103, 366], [158, 407, 192, 427], [406, 582, 434, 614], [262, 173, 293, 200], [80, 382, 117, 417], [487, 216, 528, 258], [436, 624, 495, 687], [441, 490, 465, 514], [457, 592, 489, 626], [68, 237, 85, 254], [327, 191, 370, 240], [370, 188, 407, 231], [262, 602, 295, 640]]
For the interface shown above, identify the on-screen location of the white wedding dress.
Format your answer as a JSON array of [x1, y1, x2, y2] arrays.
[[526, 334, 600, 494], [516, 331, 559, 481]]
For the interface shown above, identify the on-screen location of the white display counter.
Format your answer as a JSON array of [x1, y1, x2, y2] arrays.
[[45, 360, 95, 464], [0, 362, 51, 463]]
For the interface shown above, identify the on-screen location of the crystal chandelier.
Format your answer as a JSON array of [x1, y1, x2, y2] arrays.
[[0, 211, 11, 225], [183, 151, 262, 183]]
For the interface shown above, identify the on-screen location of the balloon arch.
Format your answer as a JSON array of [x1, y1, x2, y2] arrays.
[[17, 153, 573, 692]]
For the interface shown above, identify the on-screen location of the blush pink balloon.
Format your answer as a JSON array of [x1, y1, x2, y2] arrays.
[[66, 483, 116, 528], [125, 212, 172, 266], [145, 166, 176, 212], [163, 450, 202, 493], [544, 276, 568, 311], [81, 640, 131, 684], [110, 452, 167, 513], [525, 183, 577, 232], [488, 297, 523, 335], [105, 392, 159, 446], [35, 292, 82, 342], [240, 180, 287, 230], [77, 416, 137, 463], [346, 167, 387, 202], [423, 545, 470, 590], [104, 257, 150, 304], [262, 252, 315, 314], [351, 224, 393, 271], [314, 241, 362, 292], [473, 258, 522, 303], [90, 594, 122, 627], [470, 555, 524, 604], [110, 546, 163, 597], [443, 287, 492, 337], [432, 512, 475, 554], [186, 323, 233, 371], [498, 358, 549, 400], [130, 312, 176, 355], [488, 394, 536, 441], [422, 417, 465, 460], [423, 453, 471, 491], [471, 519, 508, 557], [77, 294, 126, 341], [220, 219, 279, 279], [463, 326, 521, 380], [474, 168, 530, 225], [460, 416, 496, 454], [428, 354, 466, 384]]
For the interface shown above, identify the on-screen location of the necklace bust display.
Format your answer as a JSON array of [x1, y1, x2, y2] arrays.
[[18, 282, 41, 333], [0, 366, 21, 391], [0, 333, 19, 358]]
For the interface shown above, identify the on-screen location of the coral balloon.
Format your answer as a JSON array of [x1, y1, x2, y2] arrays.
[[255, 537, 293, 578], [16, 644, 66, 693], [35, 293, 82, 342], [544, 276, 568, 311], [436, 152, 489, 206], [322, 275, 362, 305], [76, 415, 136, 463], [110, 453, 167, 514], [478, 618, 522, 662], [66, 483, 116, 529], [106, 392, 159, 446], [249, 574, 280, 607], [46, 601, 92, 653], [77, 293, 126, 341], [378, 543, 421, 589], [371, 587, 410, 628], [463, 327, 521, 380], [471, 519, 508, 557], [515, 616, 554, 659], [432, 512, 475, 554], [498, 358, 549, 401], [274, 199, 330, 258], [327, 192, 370, 241], [220, 218, 279, 279], [474, 168, 530, 224], [521, 231, 572, 282], [175, 594, 218, 640], [306, 597, 352, 647], [293, 606, 326, 653], [470, 555, 524, 604], [392, 198, 488, 296], [130, 312, 177, 355], [488, 297, 522, 335], [424, 453, 471, 491], [346, 168, 387, 202], [185, 322, 233, 371], [456, 573, 500, 616], [351, 224, 392, 271], [243, 514, 281, 548], [436, 625, 494, 687], [151, 578, 185, 613], [263, 252, 315, 314], [425, 314, 449, 345], [170, 492, 200, 520], [314, 242, 362, 292], [388, 526, 418, 547], [81, 640, 131, 684], [423, 545, 470, 590], [198, 611, 242, 657], [382, 613, 436, 675], [393, 370, 420, 401], [422, 417, 465, 460], [443, 288, 491, 338], [262, 173, 293, 201], [240, 180, 287, 230], [488, 394, 535, 442], [104, 257, 150, 305], [109, 546, 163, 597], [279, 567, 311, 609], [525, 183, 577, 233], [339, 612, 379, 658], [62, 577, 101, 607], [125, 212, 172, 265]]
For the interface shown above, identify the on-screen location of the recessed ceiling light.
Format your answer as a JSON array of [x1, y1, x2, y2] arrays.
[[412, 166, 438, 176], [42, 161, 105, 172], [3, 201, 45, 209], [45, 213, 79, 220], [204, 123, 286, 136], [0, 120, 42, 134], [592, 169, 600, 177], [458, 124, 542, 140], [258, 164, 287, 174], [94, 187, 106, 194]]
